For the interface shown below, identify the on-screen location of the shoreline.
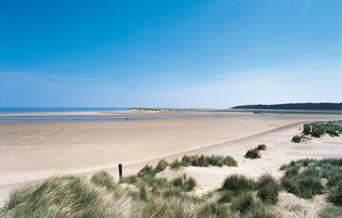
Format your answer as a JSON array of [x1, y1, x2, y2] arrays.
[[1, 108, 342, 117]]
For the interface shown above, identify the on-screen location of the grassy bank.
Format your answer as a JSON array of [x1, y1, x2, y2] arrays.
[[292, 120, 342, 143], [2, 157, 341, 217]]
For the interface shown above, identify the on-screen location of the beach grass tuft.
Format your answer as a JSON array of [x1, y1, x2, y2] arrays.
[[244, 148, 261, 159], [256, 144, 267, 150], [171, 154, 237, 169], [221, 174, 255, 192], [291, 134, 310, 143], [155, 159, 168, 172], [230, 192, 254, 213], [280, 158, 342, 201], [171, 174, 196, 192], [244, 201, 279, 218], [255, 174, 280, 204], [328, 184, 342, 206], [2, 176, 131, 217], [319, 206, 342, 218], [91, 171, 116, 191], [294, 120, 342, 141]]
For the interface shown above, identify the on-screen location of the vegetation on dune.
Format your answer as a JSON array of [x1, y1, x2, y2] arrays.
[[5, 157, 341, 217], [230, 192, 255, 213], [244, 144, 267, 159], [119, 154, 236, 199], [256, 144, 267, 150], [170, 159, 183, 169], [328, 184, 342, 206], [219, 174, 280, 215], [2, 176, 130, 217], [119, 175, 137, 184], [134, 156, 215, 178], [155, 159, 168, 172], [133, 195, 239, 218], [291, 134, 310, 143], [220, 174, 280, 206], [304, 121, 342, 138], [280, 158, 342, 204], [244, 201, 279, 218], [171, 174, 197, 192], [170, 154, 237, 169], [91, 171, 116, 191], [255, 174, 280, 204], [292, 120, 342, 143], [221, 175, 255, 192], [319, 206, 342, 218], [121, 162, 197, 195], [137, 164, 157, 178], [2, 168, 282, 217], [245, 148, 261, 159], [218, 190, 234, 203]]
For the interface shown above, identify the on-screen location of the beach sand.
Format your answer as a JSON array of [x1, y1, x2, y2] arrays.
[[0, 111, 341, 207]]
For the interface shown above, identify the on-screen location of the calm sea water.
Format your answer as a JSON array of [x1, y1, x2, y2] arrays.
[[0, 107, 223, 124], [0, 107, 129, 113], [0, 107, 218, 124]]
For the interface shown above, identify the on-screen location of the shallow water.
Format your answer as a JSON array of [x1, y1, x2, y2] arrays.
[[0, 114, 222, 124], [0, 107, 129, 113]]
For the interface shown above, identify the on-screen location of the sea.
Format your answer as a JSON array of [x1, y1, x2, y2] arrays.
[[0, 107, 130, 123], [0, 107, 129, 113], [0, 107, 214, 123]]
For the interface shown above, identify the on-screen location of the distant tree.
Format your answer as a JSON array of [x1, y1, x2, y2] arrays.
[[231, 103, 342, 110]]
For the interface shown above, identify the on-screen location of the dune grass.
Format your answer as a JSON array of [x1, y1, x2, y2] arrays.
[[121, 162, 197, 195], [292, 120, 342, 143], [11, 157, 342, 217], [155, 159, 168, 172], [244, 144, 267, 159], [319, 205, 342, 218], [3, 169, 281, 217], [2, 176, 130, 218], [328, 184, 342, 206], [255, 174, 280, 204], [169, 154, 237, 169], [256, 144, 267, 150], [91, 171, 116, 191], [218, 173, 281, 216], [221, 174, 255, 192], [244, 148, 261, 159], [220, 174, 280, 203], [230, 192, 255, 213], [244, 201, 279, 218], [291, 134, 310, 143], [171, 174, 197, 192], [306, 120, 342, 138], [280, 158, 342, 203]]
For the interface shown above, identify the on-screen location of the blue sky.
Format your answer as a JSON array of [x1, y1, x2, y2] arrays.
[[1, 0, 341, 108]]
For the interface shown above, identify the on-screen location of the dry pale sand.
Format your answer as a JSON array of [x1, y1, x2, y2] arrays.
[[0, 111, 341, 210], [158, 125, 342, 193]]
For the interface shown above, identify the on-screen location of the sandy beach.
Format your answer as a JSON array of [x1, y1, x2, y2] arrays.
[[1, 111, 341, 210], [0, 111, 340, 184]]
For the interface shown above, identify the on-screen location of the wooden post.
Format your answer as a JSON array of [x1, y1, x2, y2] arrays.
[[118, 163, 122, 179]]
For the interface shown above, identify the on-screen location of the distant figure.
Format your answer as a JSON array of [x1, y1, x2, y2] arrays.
[[126, 118, 129, 121]]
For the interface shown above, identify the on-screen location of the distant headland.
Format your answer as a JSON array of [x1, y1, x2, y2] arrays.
[[231, 103, 342, 110]]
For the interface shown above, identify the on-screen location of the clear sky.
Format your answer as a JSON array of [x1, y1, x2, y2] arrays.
[[1, 0, 341, 108]]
